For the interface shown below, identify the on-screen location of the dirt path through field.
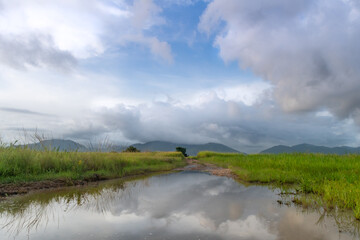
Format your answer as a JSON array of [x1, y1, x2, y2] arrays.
[[176, 158, 236, 178]]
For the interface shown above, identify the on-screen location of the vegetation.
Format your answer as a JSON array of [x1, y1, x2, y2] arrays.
[[0, 146, 185, 184], [123, 146, 140, 152], [196, 151, 360, 219], [176, 147, 188, 157]]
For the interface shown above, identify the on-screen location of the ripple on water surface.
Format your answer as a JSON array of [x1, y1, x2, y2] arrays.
[[0, 171, 358, 240]]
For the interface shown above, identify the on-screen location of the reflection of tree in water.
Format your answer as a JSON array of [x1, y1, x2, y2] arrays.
[[0, 177, 149, 238]]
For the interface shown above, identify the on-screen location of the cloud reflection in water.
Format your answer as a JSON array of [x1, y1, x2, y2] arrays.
[[0, 172, 356, 240]]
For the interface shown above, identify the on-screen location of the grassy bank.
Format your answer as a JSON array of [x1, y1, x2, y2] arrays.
[[0, 147, 185, 184], [196, 152, 360, 219]]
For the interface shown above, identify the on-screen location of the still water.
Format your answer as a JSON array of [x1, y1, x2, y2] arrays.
[[0, 171, 358, 240]]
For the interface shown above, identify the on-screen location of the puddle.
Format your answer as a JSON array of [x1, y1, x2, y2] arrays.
[[0, 171, 358, 240]]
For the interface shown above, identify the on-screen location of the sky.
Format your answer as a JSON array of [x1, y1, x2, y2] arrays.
[[0, 0, 360, 153]]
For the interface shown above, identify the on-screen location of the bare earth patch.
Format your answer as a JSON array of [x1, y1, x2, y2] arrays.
[[176, 159, 236, 179]]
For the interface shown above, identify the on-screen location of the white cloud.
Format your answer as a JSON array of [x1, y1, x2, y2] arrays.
[[0, 1, 107, 59], [81, 91, 360, 152], [1, 69, 358, 152], [0, 0, 173, 69], [190, 81, 272, 107], [0, 63, 126, 144], [316, 110, 332, 118], [218, 215, 276, 240], [199, 0, 360, 123], [0, 33, 76, 71], [132, 0, 164, 29]]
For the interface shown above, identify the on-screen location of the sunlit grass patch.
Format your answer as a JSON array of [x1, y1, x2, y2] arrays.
[[0, 147, 185, 183]]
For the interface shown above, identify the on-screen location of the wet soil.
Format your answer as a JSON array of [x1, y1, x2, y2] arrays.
[[176, 158, 236, 178], [0, 174, 106, 198]]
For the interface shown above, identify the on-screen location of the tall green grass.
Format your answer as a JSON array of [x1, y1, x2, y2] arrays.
[[196, 151, 360, 219], [0, 147, 185, 183]]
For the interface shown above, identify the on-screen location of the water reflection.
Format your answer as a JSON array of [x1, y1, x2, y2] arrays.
[[0, 172, 358, 240]]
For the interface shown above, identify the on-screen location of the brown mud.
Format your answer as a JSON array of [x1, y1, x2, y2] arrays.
[[176, 158, 236, 178], [0, 174, 106, 198]]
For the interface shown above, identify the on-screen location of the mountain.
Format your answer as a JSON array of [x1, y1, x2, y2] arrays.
[[25, 139, 87, 152], [131, 141, 241, 156], [21, 139, 240, 155], [261, 143, 360, 154]]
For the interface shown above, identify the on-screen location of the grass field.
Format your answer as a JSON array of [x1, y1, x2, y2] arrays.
[[196, 152, 360, 219], [0, 147, 185, 184]]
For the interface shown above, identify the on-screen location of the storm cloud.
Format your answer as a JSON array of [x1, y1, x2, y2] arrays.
[[199, 0, 360, 122]]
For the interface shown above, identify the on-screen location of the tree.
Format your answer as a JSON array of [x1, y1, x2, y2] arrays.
[[176, 147, 188, 157], [123, 146, 140, 152]]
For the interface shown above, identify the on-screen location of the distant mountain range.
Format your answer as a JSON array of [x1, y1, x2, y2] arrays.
[[131, 141, 240, 156], [25, 139, 87, 152], [23, 140, 360, 155], [22, 139, 240, 155], [260, 143, 360, 154]]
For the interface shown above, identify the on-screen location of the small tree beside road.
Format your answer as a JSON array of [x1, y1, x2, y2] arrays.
[[176, 147, 188, 157], [123, 146, 140, 152]]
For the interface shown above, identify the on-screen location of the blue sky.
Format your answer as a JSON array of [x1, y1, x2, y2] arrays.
[[80, 1, 251, 92], [0, 0, 360, 152]]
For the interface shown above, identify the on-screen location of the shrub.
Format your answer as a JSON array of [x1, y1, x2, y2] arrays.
[[123, 146, 140, 152], [176, 147, 188, 157]]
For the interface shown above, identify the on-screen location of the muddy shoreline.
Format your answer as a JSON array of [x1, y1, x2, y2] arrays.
[[0, 174, 108, 198], [176, 158, 237, 178], [0, 159, 235, 199]]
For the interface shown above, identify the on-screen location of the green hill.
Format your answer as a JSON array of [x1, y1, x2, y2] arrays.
[[261, 143, 360, 154]]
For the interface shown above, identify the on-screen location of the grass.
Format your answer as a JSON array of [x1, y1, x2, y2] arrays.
[[0, 146, 185, 184], [196, 151, 360, 219]]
